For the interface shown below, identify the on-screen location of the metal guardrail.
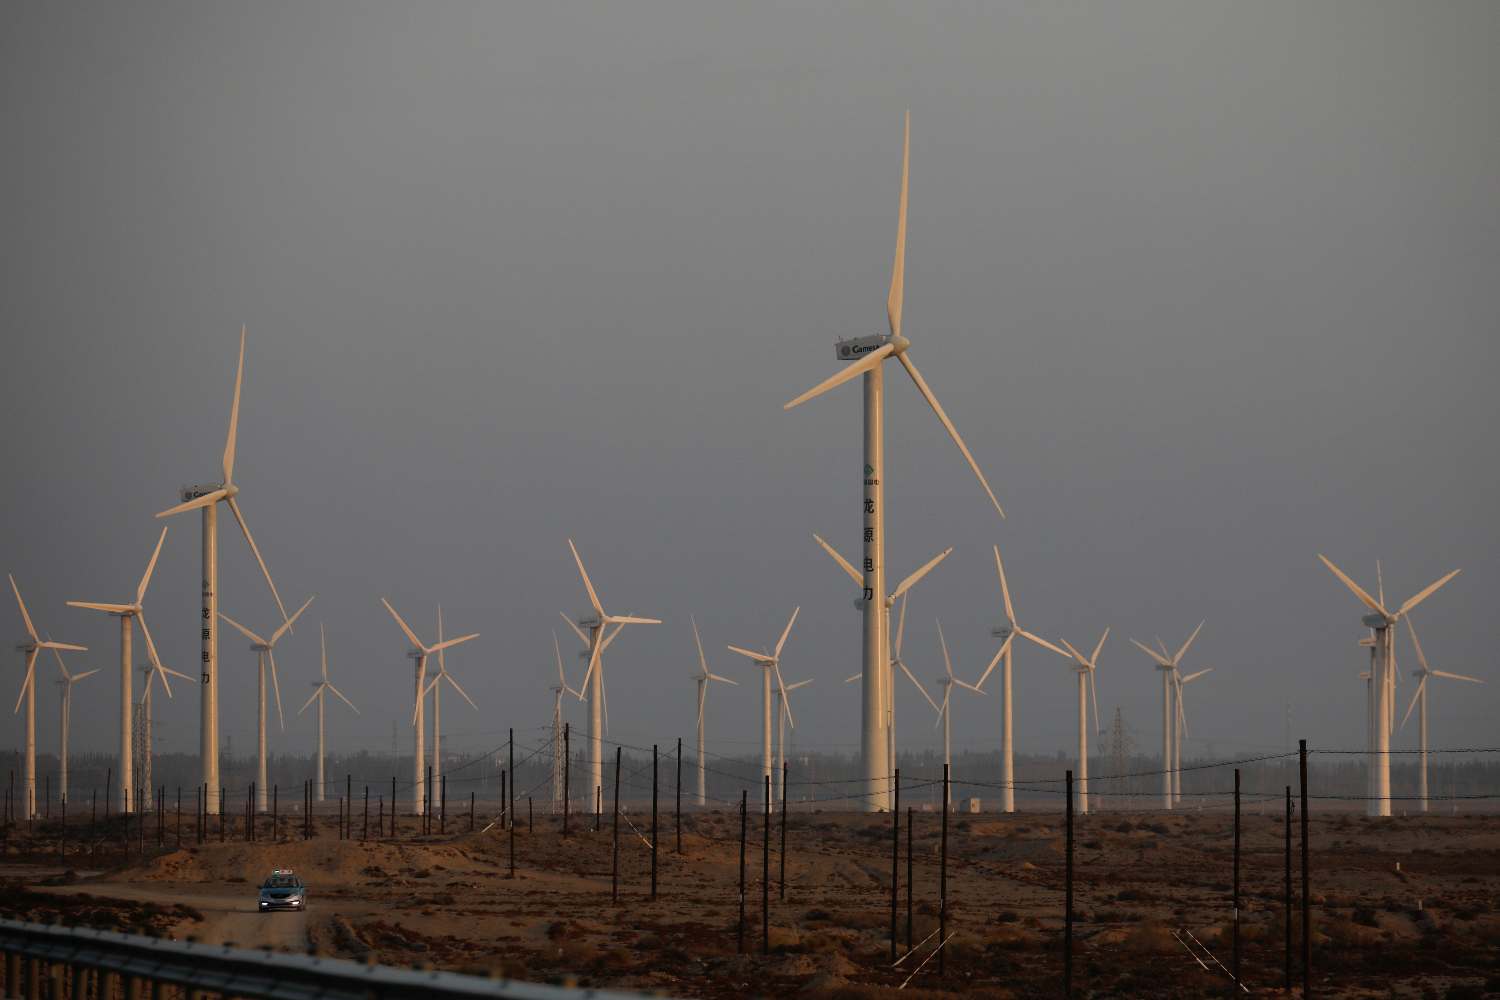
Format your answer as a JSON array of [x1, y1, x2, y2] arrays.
[[0, 918, 653, 1000]]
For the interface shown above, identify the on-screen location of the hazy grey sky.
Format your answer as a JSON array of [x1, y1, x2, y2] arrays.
[[3, 1, 1496, 766]]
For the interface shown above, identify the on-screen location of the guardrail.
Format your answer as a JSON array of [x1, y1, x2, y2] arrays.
[[0, 918, 650, 1000]]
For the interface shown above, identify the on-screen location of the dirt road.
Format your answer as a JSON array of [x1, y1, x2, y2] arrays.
[[39, 882, 310, 952]]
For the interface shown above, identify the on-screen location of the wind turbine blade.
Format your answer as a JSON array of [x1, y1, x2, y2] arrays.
[[897, 659, 940, 712], [1156, 637, 1171, 660], [444, 672, 479, 711], [326, 683, 359, 714], [844, 673, 861, 684], [1091, 627, 1111, 666], [1172, 622, 1201, 665], [774, 607, 800, 660], [896, 352, 1005, 518], [726, 645, 767, 662], [48, 644, 71, 681], [1405, 615, 1433, 676], [1018, 629, 1072, 660], [887, 110, 909, 340], [1180, 667, 1213, 684], [66, 601, 136, 614], [974, 633, 1012, 691], [320, 622, 329, 681], [812, 534, 862, 586], [270, 595, 315, 646], [161, 665, 194, 683], [605, 615, 661, 626], [691, 614, 710, 678], [1059, 637, 1086, 666], [9, 576, 37, 642], [226, 496, 290, 627], [37, 640, 87, 653], [1398, 569, 1462, 617], [267, 648, 286, 731], [135, 612, 172, 699], [773, 663, 794, 729], [14, 651, 37, 713], [600, 670, 610, 734], [935, 686, 950, 728], [567, 539, 604, 618], [993, 545, 1017, 625], [298, 687, 322, 715], [1130, 638, 1172, 666], [784, 344, 895, 410], [136, 525, 169, 605], [1089, 668, 1101, 735], [1317, 555, 1387, 617], [428, 633, 479, 654], [954, 678, 984, 694], [890, 547, 953, 602], [155, 489, 226, 519], [786, 679, 814, 692], [1400, 677, 1424, 731], [707, 673, 739, 685], [578, 630, 604, 701], [894, 593, 908, 658], [1430, 670, 1483, 684], [222, 326, 246, 484], [599, 620, 628, 655], [558, 611, 590, 646], [217, 612, 266, 647], [554, 630, 567, 686], [436, 605, 445, 674], [1376, 559, 1385, 609], [937, 620, 954, 678], [73, 668, 100, 682], [696, 679, 707, 733]]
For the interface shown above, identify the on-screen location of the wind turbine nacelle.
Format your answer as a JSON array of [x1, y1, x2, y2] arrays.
[[991, 625, 1013, 640], [1361, 613, 1388, 629], [180, 484, 222, 502], [835, 334, 893, 361]]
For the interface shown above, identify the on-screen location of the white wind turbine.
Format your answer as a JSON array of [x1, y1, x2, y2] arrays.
[[774, 676, 813, 801], [136, 658, 193, 803], [1401, 614, 1482, 814], [690, 616, 737, 807], [974, 545, 1073, 812], [66, 526, 180, 813], [1318, 554, 1460, 817], [1058, 629, 1108, 816], [550, 631, 581, 813], [564, 539, 661, 815], [49, 647, 99, 805], [727, 607, 801, 800], [421, 606, 479, 796], [932, 621, 983, 804], [1171, 665, 1213, 801], [816, 535, 950, 781], [381, 599, 477, 815], [218, 596, 315, 809], [155, 327, 292, 814], [1129, 622, 1206, 809], [10, 576, 87, 819], [299, 623, 360, 802], [785, 114, 1005, 811]]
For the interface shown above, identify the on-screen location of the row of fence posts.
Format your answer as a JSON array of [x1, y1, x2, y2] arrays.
[[8, 736, 1322, 995]]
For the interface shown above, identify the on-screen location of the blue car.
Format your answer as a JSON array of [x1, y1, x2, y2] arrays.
[[258, 870, 306, 911]]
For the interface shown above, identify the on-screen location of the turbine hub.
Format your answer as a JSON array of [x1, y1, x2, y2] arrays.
[[1362, 613, 1391, 629]]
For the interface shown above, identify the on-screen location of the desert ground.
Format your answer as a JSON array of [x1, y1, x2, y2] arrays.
[[3, 803, 1498, 998]]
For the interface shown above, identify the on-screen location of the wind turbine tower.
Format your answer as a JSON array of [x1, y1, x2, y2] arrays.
[[1059, 629, 1108, 816], [549, 631, 580, 813], [784, 114, 1005, 811]]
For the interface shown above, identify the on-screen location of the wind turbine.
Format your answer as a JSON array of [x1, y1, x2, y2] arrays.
[[218, 596, 314, 810], [421, 606, 479, 796], [785, 115, 1005, 811], [50, 647, 98, 805], [563, 539, 661, 816], [66, 526, 180, 813], [1401, 615, 1482, 813], [1172, 666, 1213, 801], [550, 631, 581, 814], [155, 327, 292, 815], [690, 616, 737, 807], [727, 607, 801, 801], [381, 599, 476, 815], [974, 545, 1072, 812], [932, 621, 983, 804], [9, 576, 87, 819], [299, 623, 360, 803], [815, 534, 950, 784], [1058, 629, 1108, 816], [774, 676, 812, 804], [1317, 554, 1460, 817], [1129, 622, 1206, 809]]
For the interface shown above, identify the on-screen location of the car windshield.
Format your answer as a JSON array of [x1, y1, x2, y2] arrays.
[[264, 874, 300, 889]]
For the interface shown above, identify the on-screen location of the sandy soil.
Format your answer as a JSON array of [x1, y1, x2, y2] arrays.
[[4, 806, 1499, 998]]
